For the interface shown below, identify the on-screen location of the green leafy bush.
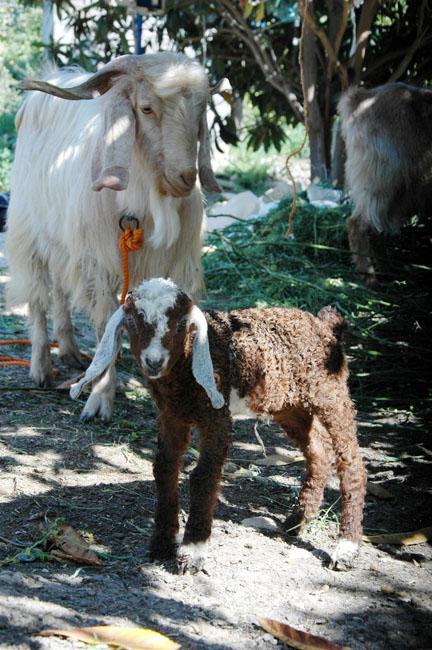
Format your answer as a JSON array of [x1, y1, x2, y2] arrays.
[[203, 198, 431, 411], [0, 1, 43, 192]]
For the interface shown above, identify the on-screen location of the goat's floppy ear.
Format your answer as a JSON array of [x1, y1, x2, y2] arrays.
[[189, 305, 225, 409], [91, 93, 136, 192], [70, 307, 125, 400], [198, 113, 222, 194]]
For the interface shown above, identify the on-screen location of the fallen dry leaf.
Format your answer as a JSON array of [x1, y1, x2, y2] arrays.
[[51, 524, 103, 566], [363, 525, 432, 546], [258, 618, 348, 650], [366, 482, 394, 500], [255, 453, 304, 466], [224, 467, 259, 480], [39, 626, 180, 649], [241, 516, 279, 531]]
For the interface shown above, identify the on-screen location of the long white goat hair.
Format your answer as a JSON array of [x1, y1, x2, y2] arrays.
[[6, 52, 219, 421], [8, 67, 204, 315]]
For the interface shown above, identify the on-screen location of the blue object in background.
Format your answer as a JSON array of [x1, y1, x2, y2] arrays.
[[0, 193, 8, 232], [135, 14, 143, 54], [136, 0, 164, 9]]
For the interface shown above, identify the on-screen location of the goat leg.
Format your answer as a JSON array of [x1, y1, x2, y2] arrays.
[[284, 421, 334, 536], [150, 416, 191, 562], [347, 214, 377, 285], [178, 420, 231, 574], [318, 403, 366, 570], [53, 283, 84, 368], [29, 258, 53, 387]]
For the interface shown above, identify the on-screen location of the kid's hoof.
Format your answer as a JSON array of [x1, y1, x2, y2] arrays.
[[330, 539, 359, 571], [177, 542, 208, 575], [283, 511, 306, 536], [149, 539, 177, 563]]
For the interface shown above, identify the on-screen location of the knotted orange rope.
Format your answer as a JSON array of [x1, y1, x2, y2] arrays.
[[119, 221, 144, 305]]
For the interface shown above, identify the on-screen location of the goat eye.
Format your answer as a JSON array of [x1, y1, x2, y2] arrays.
[[141, 106, 153, 115], [177, 318, 187, 333]]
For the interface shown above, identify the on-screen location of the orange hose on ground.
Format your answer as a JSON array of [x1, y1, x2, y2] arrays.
[[0, 341, 58, 367], [1, 224, 143, 368], [0, 357, 31, 367]]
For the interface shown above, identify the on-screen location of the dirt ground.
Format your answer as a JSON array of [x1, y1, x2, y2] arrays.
[[1, 261, 432, 650]]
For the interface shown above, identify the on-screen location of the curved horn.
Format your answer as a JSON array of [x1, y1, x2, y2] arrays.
[[19, 55, 140, 101]]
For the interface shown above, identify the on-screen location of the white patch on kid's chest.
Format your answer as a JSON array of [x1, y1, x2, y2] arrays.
[[229, 388, 256, 420]]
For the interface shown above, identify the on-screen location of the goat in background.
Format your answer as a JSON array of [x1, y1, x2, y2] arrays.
[[338, 82, 432, 282], [6, 52, 221, 421]]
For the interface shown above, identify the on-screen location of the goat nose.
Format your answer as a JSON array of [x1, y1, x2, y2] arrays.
[[179, 169, 197, 191], [145, 357, 163, 373]]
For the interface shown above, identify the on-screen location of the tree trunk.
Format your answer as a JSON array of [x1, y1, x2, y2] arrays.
[[42, 0, 53, 61], [302, 21, 328, 181]]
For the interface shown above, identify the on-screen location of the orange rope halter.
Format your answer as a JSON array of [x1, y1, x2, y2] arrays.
[[118, 215, 144, 305]]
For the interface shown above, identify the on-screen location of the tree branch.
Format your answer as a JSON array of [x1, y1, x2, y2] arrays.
[[350, 0, 380, 83], [298, 0, 351, 89], [214, 0, 304, 120], [388, 0, 429, 82]]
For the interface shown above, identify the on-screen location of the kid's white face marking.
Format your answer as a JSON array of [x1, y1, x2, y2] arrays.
[[132, 278, 180, 377]]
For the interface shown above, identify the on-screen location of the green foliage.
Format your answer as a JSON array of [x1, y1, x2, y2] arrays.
[[203, 198, 432, 410], [0, 140, 13, 193], [222, 117, 308, 193], [160, 0, 432, 153], [50, 0, 132, 70], [0, 0, 43, 191]]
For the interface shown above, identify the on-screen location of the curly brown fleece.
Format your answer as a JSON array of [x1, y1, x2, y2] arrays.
[[124, 290, 366, 565]]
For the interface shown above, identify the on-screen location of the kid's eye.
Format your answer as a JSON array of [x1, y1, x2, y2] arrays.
[[177, 318, 187, 333], [141, 106, 153, 115]]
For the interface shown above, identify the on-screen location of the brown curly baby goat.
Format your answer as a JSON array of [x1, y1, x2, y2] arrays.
[[71, 278, 366, 573]]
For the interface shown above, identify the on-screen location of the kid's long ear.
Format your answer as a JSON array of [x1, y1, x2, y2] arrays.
[[189, 305, 225, 409], [91, 93, 136, 192], [70, 307, 125, 400]]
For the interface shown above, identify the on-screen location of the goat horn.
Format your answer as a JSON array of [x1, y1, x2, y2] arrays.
[[19, 70, 123, 101], [19, 55, 141, 101]]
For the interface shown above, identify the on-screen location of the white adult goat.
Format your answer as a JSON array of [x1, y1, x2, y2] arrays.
[[6, 52, 221, 421]]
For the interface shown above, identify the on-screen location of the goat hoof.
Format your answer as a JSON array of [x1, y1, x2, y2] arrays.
[[30, 368, 53, 388], [80, 393, 113, 423], [59, 350, 87, 369], [329, 539, 359, 571], [283, 511, 305, 536], [176, 542, 208, 575]]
